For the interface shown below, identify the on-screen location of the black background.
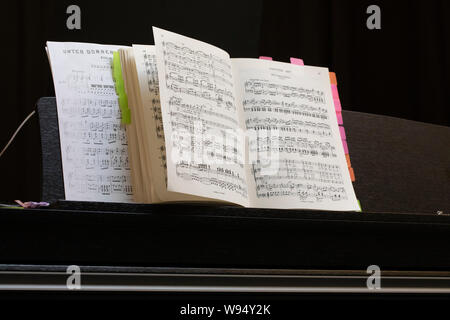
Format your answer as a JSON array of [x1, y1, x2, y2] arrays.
[[0, 0, 449, 202]]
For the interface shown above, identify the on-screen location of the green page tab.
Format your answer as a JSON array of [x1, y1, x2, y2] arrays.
[[112, 51, 131, 125]]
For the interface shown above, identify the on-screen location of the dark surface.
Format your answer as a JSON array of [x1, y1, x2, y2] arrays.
[[344, 111, 450, 214], [37, 98, 64, 202], [38, 97, 450, 214], [0, 206, 450, 271]]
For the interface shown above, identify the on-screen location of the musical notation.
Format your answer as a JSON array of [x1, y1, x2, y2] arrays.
[[165, 41, 233, 82], [244, 80, 326, 104], [162, 40, 236, 110], [65, 145, 130, 170], [246, 117, 332, 138], [175, 162, 247, 198], [141, 48, 168, 175], [249, 136, 338, 158], [252, 159, 344, 185], [256, 182, 348, 202], [169, 97, 238, 125], [67, 172, 133, 197], [59, 98, 122, 119], [243, 99, 328, 119]]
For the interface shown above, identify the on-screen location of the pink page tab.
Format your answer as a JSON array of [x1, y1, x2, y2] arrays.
[[336, 112, 343, 125], [290, 57, 304, 66], [331, 84, 339, 99], [342, 139, 349, 155], [334, 98, 342, 112], [259, 56, 273, 61], [339, 126, 346, 140]]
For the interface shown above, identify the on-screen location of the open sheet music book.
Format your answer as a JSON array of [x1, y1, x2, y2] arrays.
[[46, 27, 359, 211]]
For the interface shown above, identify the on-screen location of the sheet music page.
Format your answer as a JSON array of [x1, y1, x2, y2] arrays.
[[131, 44, 208, 202], [232, 59, 359, 211], [153, 27, 249, 206], [47, 42, 134, 202]]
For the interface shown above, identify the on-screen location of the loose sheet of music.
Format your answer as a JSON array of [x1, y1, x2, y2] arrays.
[[47, 42, 134, 202], [153, 27, 359, 210]]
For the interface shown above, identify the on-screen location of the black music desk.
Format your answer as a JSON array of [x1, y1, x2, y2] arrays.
[[0, 97, 449, 296], [1, 204, 450, 295]]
